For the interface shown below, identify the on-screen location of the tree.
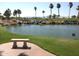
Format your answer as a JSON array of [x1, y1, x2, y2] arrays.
[[34, 6, 37, 18], [3, 8, 11, 19], [69, 2, 73, 18], [49, 3, 54, 19], [17, 9, 21, 18], [0, 13, 1, 16], [57, 3, 61, 18], [53, 14, 56, 19], [76, 5, 79, 18], [48, 15, 52, 19], [13, 10, 18, 19], [0, 12, 2, 19], [42, 10, 45, 18], [72, 15, 76, 18]]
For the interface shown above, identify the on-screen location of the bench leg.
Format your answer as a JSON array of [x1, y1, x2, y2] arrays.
[[12, 42, 17, 48], [23, 42, 28, 48]]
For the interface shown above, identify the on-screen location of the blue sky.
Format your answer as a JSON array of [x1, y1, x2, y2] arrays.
[[0, 2, 79, 17]]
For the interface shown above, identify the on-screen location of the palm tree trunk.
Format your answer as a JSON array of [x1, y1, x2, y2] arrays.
[[19, 14, 20, 18], [16, 15, 17, 20], [69, 8, 71, 18], [43, 13, 44, 18], [50, 9, 52, 19], [35, 10, 37, 18], [58, 8, 60, 18], [19, 14, 20, 20]]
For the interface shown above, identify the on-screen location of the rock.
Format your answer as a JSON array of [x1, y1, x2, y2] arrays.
[[72, 33, 76, 36]]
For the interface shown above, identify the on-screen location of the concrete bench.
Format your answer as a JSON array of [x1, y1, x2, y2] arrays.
[[11, 39, 30, 49]]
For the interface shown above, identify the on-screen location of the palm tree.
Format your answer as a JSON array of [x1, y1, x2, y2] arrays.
[[49, 3, 54, 19], [0, 13, 2, 19], [69, 2, 73, 18], [0, 13, 1, 16], [13, 10, 18, 19], [72, 15, 76, 18], [17, 9, 21, 18], [4, 8, 11, 19], [57, 3, 61, 18], [53, 14, 56, 19], [34, 6, 37, 18], [42, 10, 45, 18], [76, 5, 79, 18]]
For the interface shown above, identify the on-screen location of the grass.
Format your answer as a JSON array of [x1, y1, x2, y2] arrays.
[[0, 26, 79, 56]]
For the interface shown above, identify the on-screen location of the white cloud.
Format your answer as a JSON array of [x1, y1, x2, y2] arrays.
[[21, 9, 34, 17]]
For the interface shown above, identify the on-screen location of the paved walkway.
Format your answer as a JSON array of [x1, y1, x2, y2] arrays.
[[0, 42, 55, 56]]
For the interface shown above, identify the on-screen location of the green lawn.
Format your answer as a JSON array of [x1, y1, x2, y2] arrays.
[[0, 26, 79, 56]]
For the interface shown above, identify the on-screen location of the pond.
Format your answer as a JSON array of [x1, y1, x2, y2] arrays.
[[6, 24, 79, 39]]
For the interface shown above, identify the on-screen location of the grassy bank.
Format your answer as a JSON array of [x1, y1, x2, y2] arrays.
[[0, 26, 79, 56]]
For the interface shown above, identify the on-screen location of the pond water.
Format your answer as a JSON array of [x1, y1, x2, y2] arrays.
[[6, 24, 79, 39]]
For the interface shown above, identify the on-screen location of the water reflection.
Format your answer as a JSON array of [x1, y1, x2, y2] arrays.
[[6, 25, 79, 39]]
